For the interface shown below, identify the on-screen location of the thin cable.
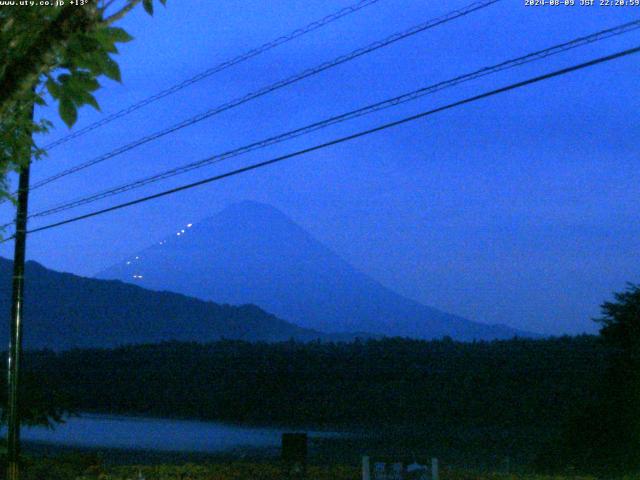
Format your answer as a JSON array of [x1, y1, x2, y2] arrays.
[[29, 0, 499, 191], [41, 0, 384, 151], [17, 45, 640, 238], [26, 19, 640, 220]]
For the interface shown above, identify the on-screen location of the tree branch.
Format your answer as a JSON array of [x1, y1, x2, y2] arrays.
[[103, 0, 142, 26]]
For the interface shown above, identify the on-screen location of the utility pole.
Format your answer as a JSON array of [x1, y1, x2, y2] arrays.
[[6, 103, 34, 480]]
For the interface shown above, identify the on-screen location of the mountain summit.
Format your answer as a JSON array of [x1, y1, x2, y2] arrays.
[[98, 201, 533, 340]]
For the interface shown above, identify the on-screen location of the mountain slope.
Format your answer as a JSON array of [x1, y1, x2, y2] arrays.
[[98, 201, 534, 340], [0, 257, 333, 349]]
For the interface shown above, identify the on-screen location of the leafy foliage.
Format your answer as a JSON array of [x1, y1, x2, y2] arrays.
[[0, 91, 49, 203], [541, 284, 640, 474], [0, 0, 166, 200], [0, 364, 74, 429], [596, 283, 640, 355]]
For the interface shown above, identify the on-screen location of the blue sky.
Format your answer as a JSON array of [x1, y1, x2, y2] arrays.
[[2, 0, 639, 335]]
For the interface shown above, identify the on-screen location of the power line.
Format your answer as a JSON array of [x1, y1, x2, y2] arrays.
[[41, 0, 384, 151], [28, 0, 499, 191], [16, 44, 639, 238], [25, 19, 640, 220]]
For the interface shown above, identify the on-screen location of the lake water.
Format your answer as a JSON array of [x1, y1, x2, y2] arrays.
[[19, 414, 336, 453]]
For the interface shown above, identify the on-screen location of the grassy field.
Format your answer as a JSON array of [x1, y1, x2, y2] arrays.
[[13, 454, 611, 480], [92, 464, 604, 480]]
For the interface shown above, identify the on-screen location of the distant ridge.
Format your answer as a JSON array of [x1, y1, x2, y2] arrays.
[[97, 201, 537, 341], [0, 257, 351, 350]]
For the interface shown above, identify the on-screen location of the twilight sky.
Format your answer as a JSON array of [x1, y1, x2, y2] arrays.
[[1, 0, 638, 335]]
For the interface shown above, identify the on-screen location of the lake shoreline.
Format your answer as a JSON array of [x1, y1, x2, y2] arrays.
[[14, 413, 549, 472], [22, 440, 283, 466], [73, 411, 352, 435]]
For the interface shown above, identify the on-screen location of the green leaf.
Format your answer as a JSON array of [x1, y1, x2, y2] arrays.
[[45, 77, 61, 99], [92, 33, 118, 54], [84, 93, 100, 111], [74, 90, 101, 112], [59, 98, 78, 127], [102, 56, 122, 82], [73, 53, 104, 76], [107, 26, 134, 43], [33, 95, 47, 107], [57, 73, 72, 84], [69, 72, 100, 92], [94, 26, 133, 52], [76, 33, 101, 53], [143, 0, 153, 15]]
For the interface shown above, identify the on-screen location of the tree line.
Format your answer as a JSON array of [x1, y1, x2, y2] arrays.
[[14, 335, 607, 430]]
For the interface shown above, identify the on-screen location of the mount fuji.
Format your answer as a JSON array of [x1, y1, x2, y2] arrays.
[[97, 201, 533, 341]]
